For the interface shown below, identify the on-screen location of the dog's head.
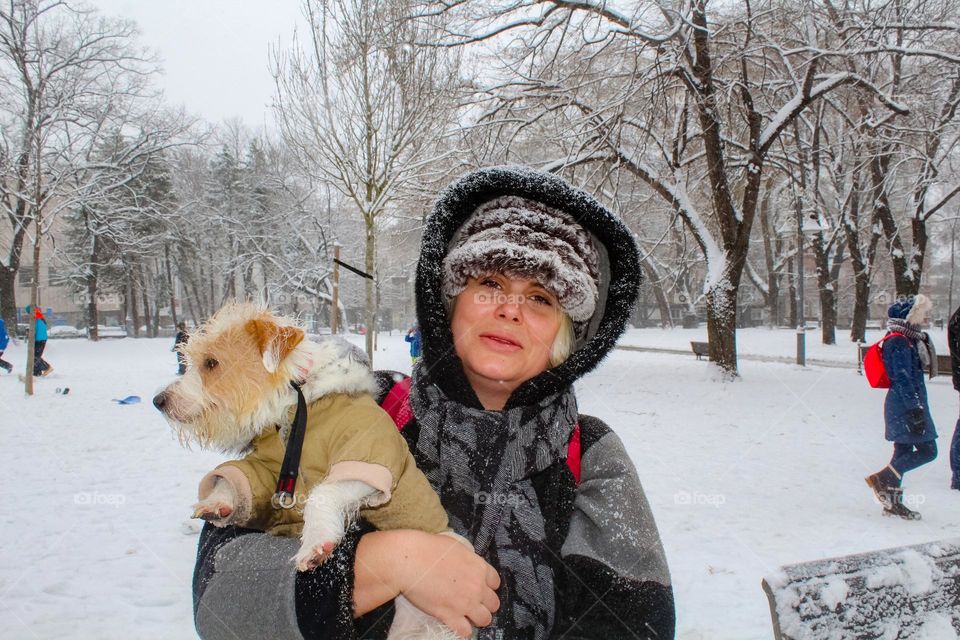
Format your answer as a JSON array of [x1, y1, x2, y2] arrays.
[[154, 302, 308, 451]]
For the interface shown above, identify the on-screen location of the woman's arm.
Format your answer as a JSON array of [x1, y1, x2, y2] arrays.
[[554, 421, 675, 639], [354, 529, 501, 638], [194, 523, 499, 640]]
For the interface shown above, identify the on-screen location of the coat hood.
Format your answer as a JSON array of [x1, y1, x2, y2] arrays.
[[415, 166, 641, 409]]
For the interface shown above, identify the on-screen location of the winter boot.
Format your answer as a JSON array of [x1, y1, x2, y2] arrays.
[[0, 362, 11, 373], [865, 466, 900, 508], [882, 487, 921, 520]]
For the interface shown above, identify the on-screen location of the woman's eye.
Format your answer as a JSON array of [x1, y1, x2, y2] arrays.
[[530, 293, 553, 306], [479, 278, 500, 289]]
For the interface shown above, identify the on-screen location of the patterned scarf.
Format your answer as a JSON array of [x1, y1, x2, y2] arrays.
[[409, 364, 578, 640], [886, 318, 937, 376]]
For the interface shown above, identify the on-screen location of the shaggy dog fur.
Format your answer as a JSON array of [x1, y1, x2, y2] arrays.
[[154, 302, 465, 640]]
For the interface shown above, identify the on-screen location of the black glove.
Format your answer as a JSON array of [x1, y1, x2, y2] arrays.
[[906, 408, 926, 435]]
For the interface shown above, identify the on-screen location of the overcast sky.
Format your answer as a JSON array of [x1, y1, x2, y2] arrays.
[[89, 0, 306, 128]]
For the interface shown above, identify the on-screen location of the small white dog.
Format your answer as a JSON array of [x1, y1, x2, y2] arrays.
[[154, 302, 467, 639]]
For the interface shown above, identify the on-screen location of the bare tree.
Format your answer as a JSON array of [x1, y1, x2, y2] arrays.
[[272, 0, 460, 363], [805, 0, 960, 340], [427, 0, 910, 375], [0, 0, 165, 391]]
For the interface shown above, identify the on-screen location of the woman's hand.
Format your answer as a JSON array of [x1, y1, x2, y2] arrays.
[[355, 529, 500, 637]]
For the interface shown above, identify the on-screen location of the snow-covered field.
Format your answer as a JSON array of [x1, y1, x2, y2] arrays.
[[1, 328, 957, 639]]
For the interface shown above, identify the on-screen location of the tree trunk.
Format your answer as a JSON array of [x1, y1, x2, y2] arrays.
[[759, 186, 780, 328], [786, 254, 797, 329], [639, 255, 674, 328], [364, 218, 376, 365], [128, 273, 141, 338], [870, 153, 914, 298], [851, 270, 870, 343], [706, 265, 740, 377], [906, 217, 927, 298], [1, 218, 28, 333], [0, 266, 18, 336], [843, 167, 870, 343], [86, 268, 100, 341], [25, 228, 42, 396], [164, 245, 178, 329], [706, 286, 738, 378], [811, 235, 837, 345], [138, 263, 155, 338]]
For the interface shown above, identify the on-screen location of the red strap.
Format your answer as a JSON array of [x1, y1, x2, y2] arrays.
[[566, 422, 581, 485], [385, 378, 582, 485], [383, 376, 414, 429]]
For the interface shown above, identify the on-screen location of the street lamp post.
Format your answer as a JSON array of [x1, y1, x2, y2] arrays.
[[796, 204, 806, 366]]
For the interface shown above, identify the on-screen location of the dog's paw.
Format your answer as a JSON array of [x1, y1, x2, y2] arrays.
[[293, 541, 337, 572], [191, 500, 234, 524]]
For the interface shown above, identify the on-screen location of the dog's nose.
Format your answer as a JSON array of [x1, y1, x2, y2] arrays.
[[153, 391, 168, 411]]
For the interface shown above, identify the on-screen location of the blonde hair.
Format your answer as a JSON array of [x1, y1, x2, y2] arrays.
[[549, 312, 574, 367]]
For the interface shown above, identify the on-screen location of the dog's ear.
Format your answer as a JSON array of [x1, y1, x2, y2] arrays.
[[246, 319, 305, 373]]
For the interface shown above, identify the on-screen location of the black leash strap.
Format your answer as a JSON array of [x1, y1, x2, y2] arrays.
[[272, 381, 307, 510]]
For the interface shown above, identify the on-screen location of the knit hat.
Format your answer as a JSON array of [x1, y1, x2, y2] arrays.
[[441, 195, 600, 323], [888, 294, 932, 324]]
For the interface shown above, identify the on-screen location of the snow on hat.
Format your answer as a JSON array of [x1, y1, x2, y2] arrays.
[[442, 195, 600, 322], [888, 294, 932, 324]]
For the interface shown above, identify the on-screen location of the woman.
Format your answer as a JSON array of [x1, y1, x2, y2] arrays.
[[26, 305, 52, 377], [193, 167, 675, 639], [865, 295, 938, 520]]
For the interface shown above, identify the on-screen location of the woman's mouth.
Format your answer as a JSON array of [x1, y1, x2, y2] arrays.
[[480, 333, 522, 350]]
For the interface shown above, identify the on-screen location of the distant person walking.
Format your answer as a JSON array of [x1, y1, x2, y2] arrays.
[[0, 318, 12, 373], [865, 295, 938, 519], [946, 304, 960, 491], [173, 322, 189, 375], [27, 305, 53, 377], [404, 323, 421, 363]]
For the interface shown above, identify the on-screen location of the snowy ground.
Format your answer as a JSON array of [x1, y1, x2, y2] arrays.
[[0, 328, 957, 639]]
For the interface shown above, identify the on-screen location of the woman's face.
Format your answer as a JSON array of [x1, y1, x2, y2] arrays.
[[451, 274, 562, 408]]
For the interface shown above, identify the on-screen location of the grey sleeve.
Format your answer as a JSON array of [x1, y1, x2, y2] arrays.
[[193, 526, 304, 640], [561, 430, 671, 587], [555, 430, 675, 639], [193, 521, 376, 640]]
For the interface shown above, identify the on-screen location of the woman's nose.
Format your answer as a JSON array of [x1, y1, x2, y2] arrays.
[[497, 300, 522, 322]]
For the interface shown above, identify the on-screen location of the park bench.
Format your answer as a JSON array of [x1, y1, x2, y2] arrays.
[[690, 341, 710, 360], [761, 537, 960, 639]]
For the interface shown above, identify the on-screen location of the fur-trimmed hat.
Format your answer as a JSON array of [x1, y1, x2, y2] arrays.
[[888, 294, 932, 324], [441, 195, 600, 322]]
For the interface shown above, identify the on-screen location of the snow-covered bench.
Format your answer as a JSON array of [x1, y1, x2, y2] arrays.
[[761, 537, 960, 639]]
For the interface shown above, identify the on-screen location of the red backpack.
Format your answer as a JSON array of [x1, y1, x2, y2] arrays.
[[380, 376, 582, 484], [863, 332, 903, 388]]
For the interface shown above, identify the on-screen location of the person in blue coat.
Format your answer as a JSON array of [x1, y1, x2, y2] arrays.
[[946, 304, 960, 491], [404, 323, 421, 363], [865, 295, 938, 519], [26, 305, 52, 377], [0, 318, 12, 373]]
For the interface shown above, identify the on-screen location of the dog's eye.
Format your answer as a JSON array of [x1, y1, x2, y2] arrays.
[[204, 358, 219, 371]]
